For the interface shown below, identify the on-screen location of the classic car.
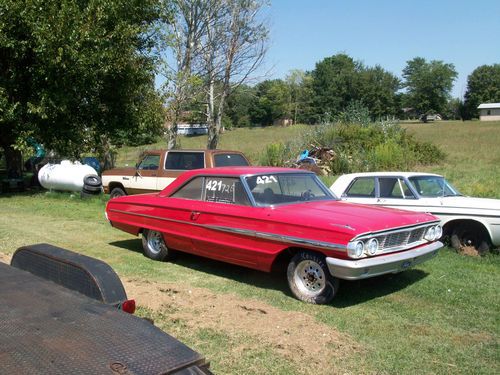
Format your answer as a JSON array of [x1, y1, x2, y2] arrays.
[[330, 172, 500, 253], [106, 167, 443, 304]]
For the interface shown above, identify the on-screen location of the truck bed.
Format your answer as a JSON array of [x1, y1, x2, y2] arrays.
[[0, 262, 209, 374]]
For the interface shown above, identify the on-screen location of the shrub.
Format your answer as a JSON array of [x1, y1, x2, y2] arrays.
[[259, 120, 445, 175]]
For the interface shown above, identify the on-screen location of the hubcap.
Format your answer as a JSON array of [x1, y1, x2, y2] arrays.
[[294, 260, 326, 296], [147, 231, 167, 255]]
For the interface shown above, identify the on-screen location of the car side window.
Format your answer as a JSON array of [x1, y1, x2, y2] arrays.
[[345, 178, 375, 197], [165, 152, 205, 170], [137, 155, 160, 170], [379, 178, 415, 199], [203, 177, 250, 205], [171, 177, 203, 200]]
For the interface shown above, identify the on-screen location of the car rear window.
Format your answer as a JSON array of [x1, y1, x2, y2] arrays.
[[213, 153, 249, 167], [165, 152, 204, 170]]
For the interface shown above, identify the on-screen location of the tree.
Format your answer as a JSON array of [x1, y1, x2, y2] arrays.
[[249, 79, 290, 126], [0, 0, 166, 175], [402, 57, 457, 115], [310, 54, 400, 122], [224, 84, 256, 128], [463, 64, 500, 119], [161, 0, 208, 149], [311, 54, 362, 121], [200, 0, 268, 149]]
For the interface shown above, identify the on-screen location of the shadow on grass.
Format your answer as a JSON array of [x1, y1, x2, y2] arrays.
[[109, 239, 143, 254], [109, 239, 430, 306]]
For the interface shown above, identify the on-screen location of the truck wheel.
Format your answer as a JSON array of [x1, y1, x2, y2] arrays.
[[142, 229, 173, 261], [450, 224, 490, 255], [110, 187, 126, 199], [287, 251, 339, 304]]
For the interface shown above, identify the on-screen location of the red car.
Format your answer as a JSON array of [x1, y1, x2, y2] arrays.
[[106, 167, 443, 304]]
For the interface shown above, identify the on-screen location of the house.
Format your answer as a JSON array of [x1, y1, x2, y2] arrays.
[[478, 103, 500, 121]]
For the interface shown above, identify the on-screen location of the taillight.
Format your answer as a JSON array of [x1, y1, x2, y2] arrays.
[[120, 299, 136, 314]]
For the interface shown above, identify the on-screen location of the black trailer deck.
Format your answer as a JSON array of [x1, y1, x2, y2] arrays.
[[0, 262, 209, 374]]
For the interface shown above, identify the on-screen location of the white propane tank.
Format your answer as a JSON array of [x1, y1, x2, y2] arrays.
[[38, 160, 98, 192]]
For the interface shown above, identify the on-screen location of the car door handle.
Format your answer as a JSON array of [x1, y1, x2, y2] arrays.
[[190, 211, 201, 221], [123, 177, 129, 180]]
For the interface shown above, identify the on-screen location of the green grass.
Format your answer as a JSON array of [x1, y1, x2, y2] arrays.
[[1, 120, 499, 374]]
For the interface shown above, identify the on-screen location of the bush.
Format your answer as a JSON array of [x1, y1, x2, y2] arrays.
[[259, 142, 294, 167], [259, 120, 445, 174]]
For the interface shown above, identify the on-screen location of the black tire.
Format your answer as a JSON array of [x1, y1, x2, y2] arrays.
[[450, 224, 490, 255], [142, 229, 173, 261], [80, 190, 96, 199], [83, 184, 102, 193], [110, 187, 126, 199], [83, 174, 102, 187], [287, 251, 339, 304]]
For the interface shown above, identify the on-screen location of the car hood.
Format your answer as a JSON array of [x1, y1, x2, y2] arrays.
[[269, 200, 438, 237]]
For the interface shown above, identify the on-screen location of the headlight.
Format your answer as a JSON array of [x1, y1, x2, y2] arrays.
[[434, 225, 443, 240], [424, 225, 442, 241], [366, 238, 378, 255], [347, 240, 364, 258], [424, 226, 436, 241]]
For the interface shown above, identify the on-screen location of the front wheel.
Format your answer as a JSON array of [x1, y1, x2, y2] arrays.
[[287, 251, 339, 304], [450, 224, 490, 255], [110, 187, 126, 199], [142, 229, 173, 261]]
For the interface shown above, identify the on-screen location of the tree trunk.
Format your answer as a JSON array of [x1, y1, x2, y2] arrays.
[[3, 145, 23, 179]]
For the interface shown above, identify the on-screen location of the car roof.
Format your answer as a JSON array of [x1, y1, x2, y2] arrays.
[[338, 171, 443, 179], [184, 166, 311, 176]]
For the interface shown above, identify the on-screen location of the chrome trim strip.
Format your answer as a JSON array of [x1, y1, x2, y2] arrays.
[[352, 220, 440, 240], [109, 209, 347, 251]]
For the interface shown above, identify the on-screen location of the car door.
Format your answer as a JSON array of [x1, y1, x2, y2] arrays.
[[126, 154, 160, 194], [340, 176, 377, 204], [186, 176, 264, 269]]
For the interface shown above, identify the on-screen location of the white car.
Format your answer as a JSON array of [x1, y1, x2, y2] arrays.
[[330, 172, 500, 253]]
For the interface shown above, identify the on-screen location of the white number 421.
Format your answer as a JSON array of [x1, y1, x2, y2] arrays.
[[256, 175, 277, 184]]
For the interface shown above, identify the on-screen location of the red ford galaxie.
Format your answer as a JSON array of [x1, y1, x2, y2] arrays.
[[106, 167, 443, 304]]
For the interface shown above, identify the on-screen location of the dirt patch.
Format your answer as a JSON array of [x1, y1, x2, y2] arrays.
[[458, 246, 482, 257], [124, 279, 359, 374], [0, 253, 12, 264]]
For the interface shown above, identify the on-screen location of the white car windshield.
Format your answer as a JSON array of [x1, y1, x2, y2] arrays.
[[408, 176, 462, 197], [245, 173, 335, 206]]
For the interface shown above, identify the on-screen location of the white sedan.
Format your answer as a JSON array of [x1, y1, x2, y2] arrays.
[[330, 172, 500, 253]]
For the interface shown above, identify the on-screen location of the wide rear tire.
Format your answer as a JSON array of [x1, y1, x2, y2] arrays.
[[287, 251, 339, 304]]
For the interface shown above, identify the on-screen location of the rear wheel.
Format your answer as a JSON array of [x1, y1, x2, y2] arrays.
[[142, 229, 173, 261], [287, 251, 339, 304], [110, 187, 126, 199], [450, 224, 490, 255]]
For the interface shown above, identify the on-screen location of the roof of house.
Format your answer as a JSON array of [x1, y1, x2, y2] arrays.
[[477, 103, 500, 109]]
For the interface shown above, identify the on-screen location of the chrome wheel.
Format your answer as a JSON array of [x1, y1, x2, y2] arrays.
[[146, 230, 167, 255], [293, 259, 326, 297]]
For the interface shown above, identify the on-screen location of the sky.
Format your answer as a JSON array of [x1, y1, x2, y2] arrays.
[[260, 0, 500, 98]]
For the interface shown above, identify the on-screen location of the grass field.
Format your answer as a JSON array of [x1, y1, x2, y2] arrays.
[[1, 120, 499, 374]]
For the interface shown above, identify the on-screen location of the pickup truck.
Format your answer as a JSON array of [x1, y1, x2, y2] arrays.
[[1, 244, 211, 374], [102, 149, 250, 198]]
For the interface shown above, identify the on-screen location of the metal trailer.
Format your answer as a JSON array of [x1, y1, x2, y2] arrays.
[[0, 244, 211, 375]]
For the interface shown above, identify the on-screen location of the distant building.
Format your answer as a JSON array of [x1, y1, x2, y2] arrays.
[[176, 123, 208, 135], [478, 103, 500, 121]]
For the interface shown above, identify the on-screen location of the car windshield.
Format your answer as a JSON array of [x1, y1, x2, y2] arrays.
[[408, 176, 462, 197], [245, 173, 335, 206]]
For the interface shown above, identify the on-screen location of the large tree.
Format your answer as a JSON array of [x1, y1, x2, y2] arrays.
[[463, 64, 500, 119], [402, 57, 457, 115], [311, 54, 399, 122], [0, 0, 166, 175]]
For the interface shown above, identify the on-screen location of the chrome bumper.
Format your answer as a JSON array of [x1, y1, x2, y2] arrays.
[[326, 241, 443, 280]]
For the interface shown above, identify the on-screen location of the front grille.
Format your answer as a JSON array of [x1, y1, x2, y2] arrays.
[[374, 226, 428, 253]]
